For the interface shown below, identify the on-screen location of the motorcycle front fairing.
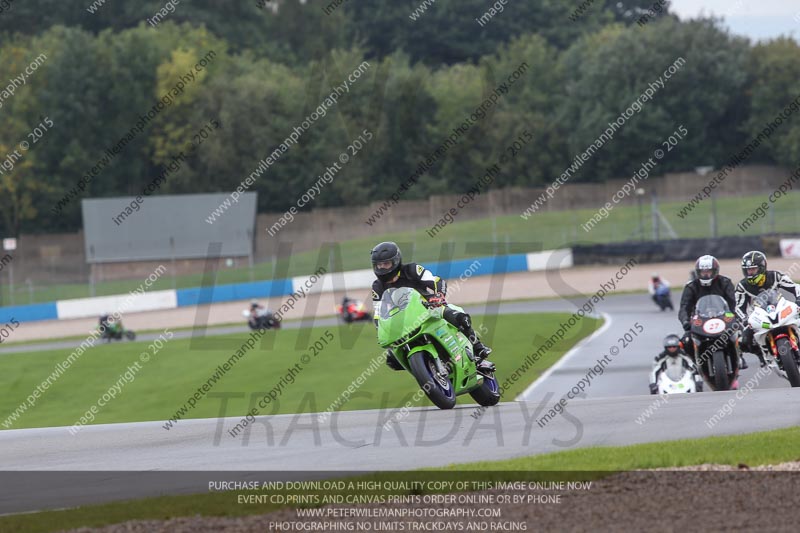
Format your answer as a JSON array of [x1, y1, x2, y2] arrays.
[[376, 287, 481, 394], [657, 358, 696, 394], [691, 296, 735, 342], [748, 289, 800, 373], [691, 295, 739, 379]]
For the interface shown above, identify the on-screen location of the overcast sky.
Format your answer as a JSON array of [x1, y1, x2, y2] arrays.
[[668, 0, 799, 41]]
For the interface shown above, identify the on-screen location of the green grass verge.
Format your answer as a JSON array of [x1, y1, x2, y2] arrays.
[[2, 425, 797, 533], [440, 425, 800, 472], [5, 190, 799, 305], [0, 313, 600, 430]]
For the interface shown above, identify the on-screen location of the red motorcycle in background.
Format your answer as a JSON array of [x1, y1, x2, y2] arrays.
[[336, 297, 372, 323]]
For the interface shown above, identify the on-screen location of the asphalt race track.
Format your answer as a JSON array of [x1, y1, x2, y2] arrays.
[[518, 294, 791, 401], [1, 294, 799, 513]]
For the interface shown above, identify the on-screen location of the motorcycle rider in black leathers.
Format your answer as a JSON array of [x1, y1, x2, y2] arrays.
[[370, 241, 494, 372], [735, 250, 800, 368], [678, 255, 740, 364], [649, 334, 703, 394]]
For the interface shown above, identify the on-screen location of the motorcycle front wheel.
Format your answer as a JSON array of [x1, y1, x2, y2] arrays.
[[408, 351, 456, 409], [712, 350, 730, 391], [776, 337, 800, 387]]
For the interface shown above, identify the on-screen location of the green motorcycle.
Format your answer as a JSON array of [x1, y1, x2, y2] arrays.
[[377, 287, 500, 410], [98, 316, 136, 342]]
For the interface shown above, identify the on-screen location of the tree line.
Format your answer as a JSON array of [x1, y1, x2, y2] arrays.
[[0, 0, 798, 235]]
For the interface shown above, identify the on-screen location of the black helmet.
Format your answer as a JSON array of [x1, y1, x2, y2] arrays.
[[694, 255, 720, 287], [371, 241, 402, 282], [741, 250, 767, 286], [663, 334, 681, 356]]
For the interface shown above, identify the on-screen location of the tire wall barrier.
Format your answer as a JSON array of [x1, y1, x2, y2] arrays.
[[572, 237, 766, 266]]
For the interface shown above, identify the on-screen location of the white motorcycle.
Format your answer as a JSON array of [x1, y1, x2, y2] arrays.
[[747, 289, 800, 387], [656, 357, 702, 394]]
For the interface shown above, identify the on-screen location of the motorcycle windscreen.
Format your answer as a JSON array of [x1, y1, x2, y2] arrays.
[[379, 287, 414, 320], [753, 288, 781, 309], [664, 359, 686, 382], [695, 295, 729, 318]]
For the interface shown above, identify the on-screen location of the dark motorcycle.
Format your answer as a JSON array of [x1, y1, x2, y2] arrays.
[[653, 284, 674, 311], [690, 295, 739, 391], [242, 308, 281, 330]]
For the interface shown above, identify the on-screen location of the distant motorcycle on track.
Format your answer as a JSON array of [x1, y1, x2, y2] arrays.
[[335, 297, 372, 323], [649, 274, 673, 311], [242, 307, 281, 330], [98, 315, 136, 342], [653, 285, 674, 311]]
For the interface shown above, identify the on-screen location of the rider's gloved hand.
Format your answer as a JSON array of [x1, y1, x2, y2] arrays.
[[682, 321, 691, 332], [426, 292, 447, 307]]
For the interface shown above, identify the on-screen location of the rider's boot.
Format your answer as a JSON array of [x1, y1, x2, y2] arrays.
[[471, 336, 492, 361], [468, 333, 494, 372], [477, 359, 496, 372], [459, 314, 492, 360]]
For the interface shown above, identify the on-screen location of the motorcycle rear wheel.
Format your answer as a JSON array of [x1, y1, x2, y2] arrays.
[[409, 351, 456, 410], [776, 337, 800, 387], [469, 372, 500, 406]]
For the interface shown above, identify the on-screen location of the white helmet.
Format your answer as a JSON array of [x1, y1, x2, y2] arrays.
[[694, 255, 720, 287]]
